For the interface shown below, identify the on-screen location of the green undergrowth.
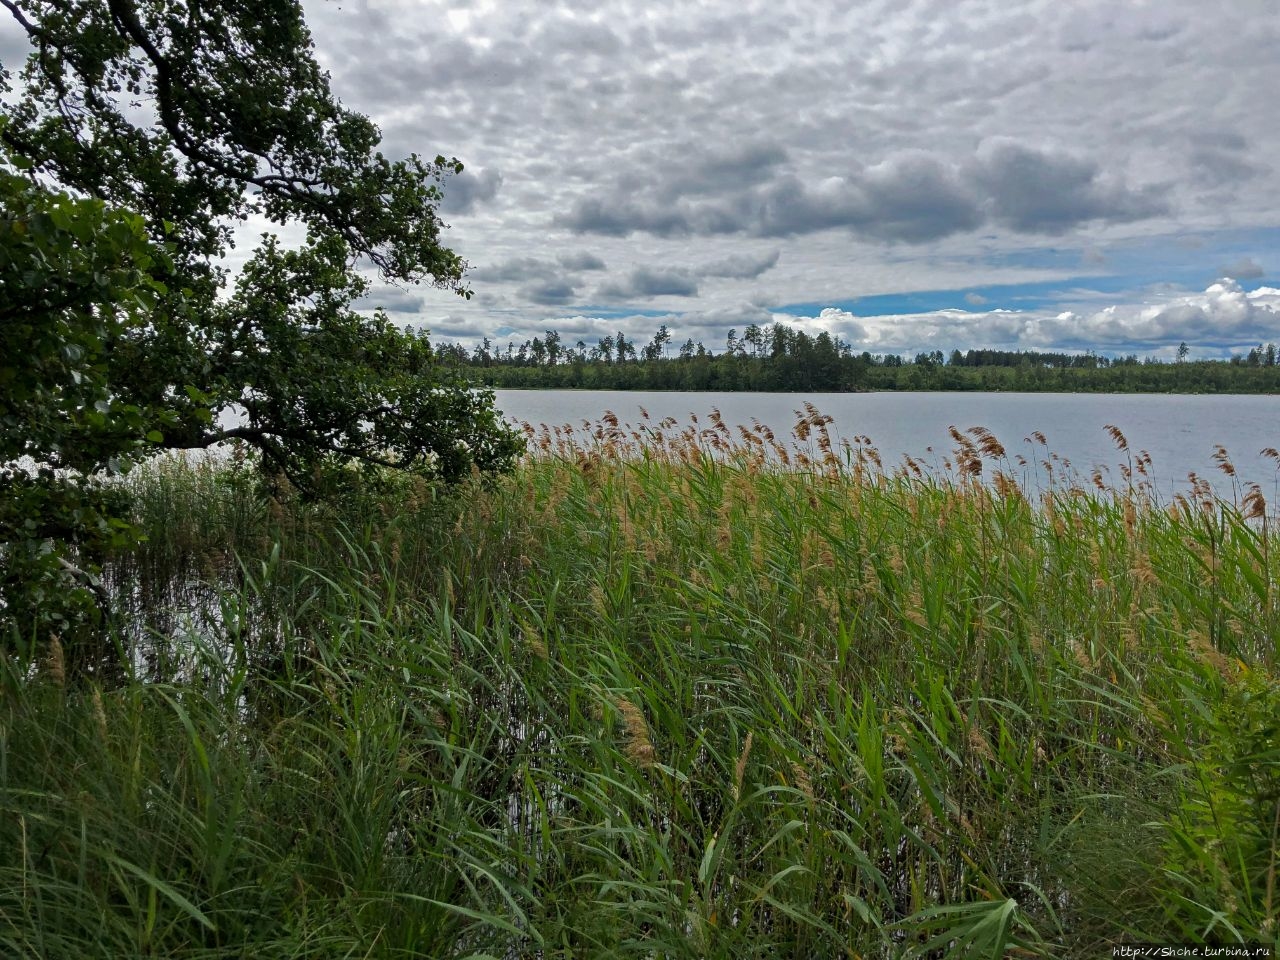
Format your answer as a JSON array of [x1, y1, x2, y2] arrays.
[[2, 419, 1277, 958]]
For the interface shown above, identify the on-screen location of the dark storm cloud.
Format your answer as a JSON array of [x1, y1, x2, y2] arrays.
[[662, 141, 790, 199], [532, 15, 625, 58], [556, 197, 692, 237], [439, 167, 503, 215], [557, 157, 984, 243], [699, 249, 781, 279], [399, 35, 535, 94], [554, 141, 790, 236], [474, 258, 555, 283], [598, 267, 700, 299], [520, 279, 578, 305], [1187, 133, 1268, 187], [1217, 257, 1264, 280], [588, 252, 778, 302], [969, 139, 1169, 234], [756, 152, 983, 242], [561, 139, 1168, 243], [473, 253, 607, 302], [557, 251, 608, 271]]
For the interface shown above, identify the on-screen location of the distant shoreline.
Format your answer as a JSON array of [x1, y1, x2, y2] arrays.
[[484, 384, 1280, 396]]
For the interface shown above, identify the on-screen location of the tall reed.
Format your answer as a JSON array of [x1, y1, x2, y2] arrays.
[[1, 413, 1275, 957]]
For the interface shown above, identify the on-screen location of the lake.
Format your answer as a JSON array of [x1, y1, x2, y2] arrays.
[[495, 389, 1280, 499]]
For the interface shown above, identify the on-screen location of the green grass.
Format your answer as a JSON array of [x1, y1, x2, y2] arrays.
[[2, 413, 1277, 958]]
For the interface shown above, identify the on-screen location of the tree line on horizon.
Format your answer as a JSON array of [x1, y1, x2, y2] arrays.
[[436, 322, 1280, 393]]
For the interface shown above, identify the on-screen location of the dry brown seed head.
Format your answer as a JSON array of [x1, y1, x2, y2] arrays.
[[732, 731, 754, 801], [1131, 554, 1158, 586], [968, 726, 995, 762], [887, 547, 905, 575], [904, 590, 927, 628], [589, 583, 608, 619], [1104, 424, 1129, 451], [91, 686, 108, 740], [615, 697, 656, 768], [1071, 639, 1093, 670], [46, 634, 65, 689], [790, 761, 814, 800], [971, 427, 1006, 459], [1242, 485, 1266, 519], [521, 623, 549, 660], [1212, 445, 1237, 478], [1187, 631, 1237, 681], [717, 522, 732, 552]]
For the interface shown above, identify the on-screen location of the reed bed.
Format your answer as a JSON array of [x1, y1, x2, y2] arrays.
[[1, 410, 1277, 958]]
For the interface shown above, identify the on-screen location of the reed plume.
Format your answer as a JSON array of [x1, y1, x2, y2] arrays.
[[615, 697, 656, 768], [732, 731, 754, 801], [46, 634, 65, 689]]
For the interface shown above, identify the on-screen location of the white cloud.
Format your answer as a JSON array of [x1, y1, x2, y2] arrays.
[[12, 0, 1272, 352], [426, 279, 1280, 361], [1027, 279, 1277, 348]]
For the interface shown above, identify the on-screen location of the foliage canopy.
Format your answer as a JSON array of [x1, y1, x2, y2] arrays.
[[0, 0, 523, 649]]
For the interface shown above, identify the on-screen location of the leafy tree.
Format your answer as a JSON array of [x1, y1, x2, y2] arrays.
[[1, 0, 523, 652], [642, 323, 671, 362], [615, 331, 634, 363], [1, 148, 172, 652]]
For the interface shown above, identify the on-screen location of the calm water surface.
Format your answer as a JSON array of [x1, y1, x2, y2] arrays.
[[495, 389, 1280, 498]]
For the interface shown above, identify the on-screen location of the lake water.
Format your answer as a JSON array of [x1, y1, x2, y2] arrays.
[[495, 389, 1280, 500]]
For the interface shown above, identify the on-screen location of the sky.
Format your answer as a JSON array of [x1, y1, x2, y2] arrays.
[[5, 0, 1280, 358]]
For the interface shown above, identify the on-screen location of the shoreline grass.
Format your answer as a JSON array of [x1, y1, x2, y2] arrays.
[[2, 412, 1277, 958]]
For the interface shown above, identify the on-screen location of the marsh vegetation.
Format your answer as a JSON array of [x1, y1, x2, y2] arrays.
[[2, 410, 1277, 958]]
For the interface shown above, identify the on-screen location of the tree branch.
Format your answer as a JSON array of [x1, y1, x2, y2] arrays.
[[103, 0, 380, 263], [172, 425, 410, 473], [0, 0, 41, 39]]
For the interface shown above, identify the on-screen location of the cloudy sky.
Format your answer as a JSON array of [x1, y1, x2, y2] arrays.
[[8, 0, 1280, 357]]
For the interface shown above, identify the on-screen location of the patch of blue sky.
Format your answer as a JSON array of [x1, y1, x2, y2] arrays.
[[781, 226, 1277, 318], [779, 275, 1140, 318], [1088, 225, 1277, 286]]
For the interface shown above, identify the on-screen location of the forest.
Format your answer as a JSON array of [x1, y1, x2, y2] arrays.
[[439, 322, 1280, 392]]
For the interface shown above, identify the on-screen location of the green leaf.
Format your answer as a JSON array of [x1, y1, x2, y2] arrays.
[[102, 853, 217, 932]]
